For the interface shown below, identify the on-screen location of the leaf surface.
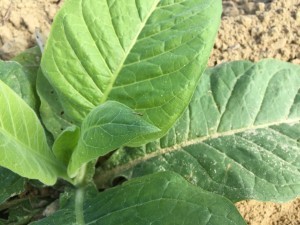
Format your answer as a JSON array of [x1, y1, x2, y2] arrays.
[[37, 70, 74, 139], [52, 125, 80, 166], [40, 0, 222, 142], [12, 46, 42, 110], [31, 172, 245, 225], [0, 60, 37, 110], [0, 80, 66, 185], [96, 59, 300, 202], [0, 167, 26, 204], [12, 46, 41, 81], [68, 101, 160, 177]]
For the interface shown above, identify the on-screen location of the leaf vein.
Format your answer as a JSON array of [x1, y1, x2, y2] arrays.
[[100, 0, 161, 104]]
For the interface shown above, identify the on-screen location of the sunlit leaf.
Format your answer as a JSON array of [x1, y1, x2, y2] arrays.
[[0, 81, 66, 185], [39, 0, 222, 143], [68, 101, 160, 177], [96, 59, 300, 202]]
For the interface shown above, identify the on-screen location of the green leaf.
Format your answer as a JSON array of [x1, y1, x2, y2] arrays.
[[52, 126, 80, 166], [12, 46, 41, 81], [36, 69, 74, 139], [0, 80, 66, 185], [68, 101, 160, 177], [0, 60, 37, 110], [0, 167, 26, 204], [40, 0, 222, 142], [2, 197, 45, 225], [12, 46, 42, 111], [30, 172, 245, 225], [95, 59, 300, 202]]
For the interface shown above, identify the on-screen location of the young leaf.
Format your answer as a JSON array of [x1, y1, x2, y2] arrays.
[[30, 172, 246, 225], [0, 167, 26, 204], [40, 0, 222, 142], [0, 80, 66, 185], [52, 126, 80, 166], [68, 101, 160, 177], [95, 59, 300, 203]]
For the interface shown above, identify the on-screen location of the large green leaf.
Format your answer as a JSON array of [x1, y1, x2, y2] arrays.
[[31, 172, 245, 225], [68, 101, 160, 177], [39, 0, 222, 142], [0, 80, 66, 185], [0, 167, 26, 204], [95, 59, 300, 202]]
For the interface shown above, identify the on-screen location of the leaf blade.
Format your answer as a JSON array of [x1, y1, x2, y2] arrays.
[[30, 172, 245, 225], [52, 125, 80, 166], [68, 101, 160, 177], [0, 80, 66, 185], [0, 60, 37, 110], [96, 59, 300, 202], [40, 0, 222, 141], [36, 69, 74, 139], [0, 167, 26, 204]]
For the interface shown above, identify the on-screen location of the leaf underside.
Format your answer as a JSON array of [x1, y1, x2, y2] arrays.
[[0, 80, 66, 185], [0, 60, 37, 111], [39, 0, 222, 143], [30, 172, 245, 225], [96, 59, 300, 202]]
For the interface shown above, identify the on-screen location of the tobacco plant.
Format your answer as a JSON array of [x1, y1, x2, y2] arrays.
[[0, 0, 299, 224]]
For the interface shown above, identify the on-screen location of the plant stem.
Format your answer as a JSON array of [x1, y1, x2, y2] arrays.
[[73, 162, 97, 224], [75, 187, 85, 225], [74, 163, 88, 187]]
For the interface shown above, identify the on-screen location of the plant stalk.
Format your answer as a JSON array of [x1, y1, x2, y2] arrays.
[[75, 187, 85, 225]]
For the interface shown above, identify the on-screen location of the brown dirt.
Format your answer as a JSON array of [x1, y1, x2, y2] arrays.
[[0, 0, 63, 59], [209, 0, 300, 66], [0, 0, 300, 224]]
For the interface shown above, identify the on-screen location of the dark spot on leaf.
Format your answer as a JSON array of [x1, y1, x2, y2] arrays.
[[50, 90, 54, 94], [60, 128, 64, 131], [112, 176, 127, 187], [60, 111, 64, 115]]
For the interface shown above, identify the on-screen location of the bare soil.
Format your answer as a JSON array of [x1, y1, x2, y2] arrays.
[[0, 0, 63, 59], [0, 0, 300, 224]]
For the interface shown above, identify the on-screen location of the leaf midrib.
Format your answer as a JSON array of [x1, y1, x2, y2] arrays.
[[96, 118, 300, 183], [99, 0, 161, 104]]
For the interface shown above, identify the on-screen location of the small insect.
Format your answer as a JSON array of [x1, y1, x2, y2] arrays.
[[133, 112, 143, 116]]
